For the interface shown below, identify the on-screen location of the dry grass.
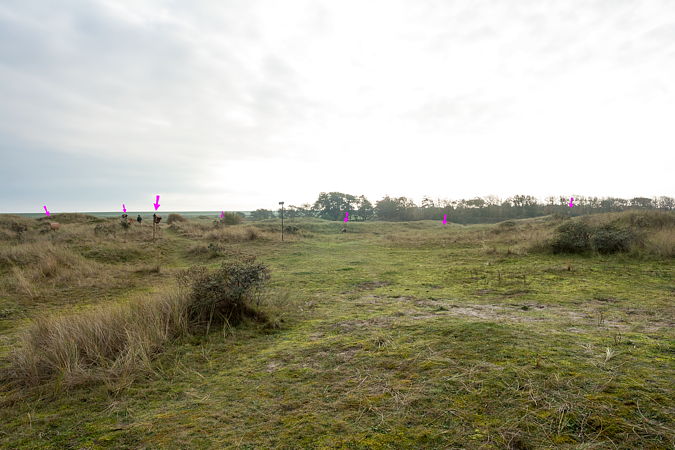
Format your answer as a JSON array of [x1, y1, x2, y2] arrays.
[[527, 211, 675, 256], [10, 266, 37, 298], [0, 242, 98, 293], [166, 213, 187, 224], [0, 241, 125, 306], [204, 226, 272, 242], [170, 221, 271, 241], [642, 228, 675, 257], [168, 221, 214, 238], [4, 286, 191, 390], [3, 261, 276, 391], [380, 212, 674, 258]]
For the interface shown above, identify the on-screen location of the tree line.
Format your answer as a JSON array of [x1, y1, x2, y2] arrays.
[[248, 193, 675, 224]]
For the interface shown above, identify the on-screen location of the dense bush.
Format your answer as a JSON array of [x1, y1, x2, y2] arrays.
[[219, 212, 243, 225], [551, 221, 591, 254], [591, 225, 634, 254], [549, 220, 640, 254], [167, 213, 187, 224], [177, 259, 270, 328], [249, 209, 275, 220]]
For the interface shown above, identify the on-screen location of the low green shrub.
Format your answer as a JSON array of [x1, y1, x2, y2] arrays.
[[218, 212, 243, 225], [591, 225, 634, 254], [551, 221, 591, 254]]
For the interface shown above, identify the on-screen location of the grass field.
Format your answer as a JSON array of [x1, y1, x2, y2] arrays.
[[0, 213, 673, 449]]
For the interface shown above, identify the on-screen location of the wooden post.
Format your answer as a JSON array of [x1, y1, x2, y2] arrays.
[[152, 213, 157, 241], [279, 201, 285, 241]]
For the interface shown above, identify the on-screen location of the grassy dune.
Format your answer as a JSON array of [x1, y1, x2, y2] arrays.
[[0, 212, 673, 448]]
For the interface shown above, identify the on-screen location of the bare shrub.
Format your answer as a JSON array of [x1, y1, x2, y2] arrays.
[[177, 260, 270, 330]]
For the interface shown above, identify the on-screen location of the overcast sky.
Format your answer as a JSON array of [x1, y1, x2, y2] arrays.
[[1, 0, 674, 213]]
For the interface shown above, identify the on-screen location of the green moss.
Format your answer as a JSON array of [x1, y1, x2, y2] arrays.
[[0, 217, 673, 448]]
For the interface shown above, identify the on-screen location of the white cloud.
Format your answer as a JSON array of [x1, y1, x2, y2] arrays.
[[0, 0, 673, 212]]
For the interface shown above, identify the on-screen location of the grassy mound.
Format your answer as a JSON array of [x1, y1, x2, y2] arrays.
[[0, 242, 98, 297], [166, 213, 187, 224], [541, 211, 675, 256], [36, 213, 103, 224]]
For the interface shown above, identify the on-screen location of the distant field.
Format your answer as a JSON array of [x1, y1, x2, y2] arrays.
[[0, 212, 673, 448], [6, 211, 251, 219]]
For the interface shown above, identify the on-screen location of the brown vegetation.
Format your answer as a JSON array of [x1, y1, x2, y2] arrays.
[[3, 260, 272, 390]]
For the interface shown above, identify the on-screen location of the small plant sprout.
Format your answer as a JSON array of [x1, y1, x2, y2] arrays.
[[604, 347, 616, 363]]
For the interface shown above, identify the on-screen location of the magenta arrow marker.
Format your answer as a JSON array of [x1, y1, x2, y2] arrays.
[[344, 212, 349, 223], [153, 195, 160, 211], [220, 211, 224, 218], [43, 205, 50, 216], [568, 197, 574, 208], [442, 214, 447, 224], [123, 204, 127, 213]]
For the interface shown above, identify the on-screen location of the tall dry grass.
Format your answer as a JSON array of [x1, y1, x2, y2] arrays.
[[0, 242, 100, 296], [3, 261, 276, 391], [641, 228, 675, 257], [169, 221, 214, 238], [528, 211, 675, 256], [5, 287, 191, 389], [205, 226, 271, 242]]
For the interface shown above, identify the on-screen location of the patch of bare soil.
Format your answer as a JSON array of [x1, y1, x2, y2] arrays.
[[343, 294, 673, 333], [355, 281, 392, 290], [330, 315, 395, 333], [381, 297, 675, 332]]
